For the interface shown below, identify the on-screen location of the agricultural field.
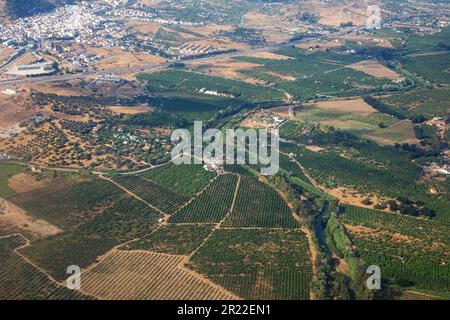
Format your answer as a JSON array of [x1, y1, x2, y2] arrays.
[[81, 250, 237, 300], [223, 164, 255, 176], [376, 87, 450, 119], [170, 174, 239, 224], [279, 153, 311, 184], [347, 227, 449, 294], [127, 94, 239, 127], [400, 52, 450, 85], [235, 48, 398, 99], [0, 163, 26, 198], [11, 178, 123, 228], [137, 69, 285, 104], [340, 205, 450, 246], [12, 177, 162, 280], [281, 141, 450, 222], [124, 224, 214, 255], [189, 229, 312, 300], [0, 234, 93, 300], [223, 176, 297, 229], [139, 163, 216, 198], [290, 103, 416, 145], [111, 175, 189, 214]]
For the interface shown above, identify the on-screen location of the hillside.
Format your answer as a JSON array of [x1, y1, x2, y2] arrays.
[[1, 0, 78, 19]]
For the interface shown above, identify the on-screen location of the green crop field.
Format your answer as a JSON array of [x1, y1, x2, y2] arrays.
[[348, 230, 449, 294], [0, 234, 93, 300], [139, 163, 216, 198], [340, 205, 450, 245], [235, 48, 395, 99], [223, 176, 297, 228], [290, 106, 415, 144], [281, 142, 450, 222], [170, 174, 238, 223], [125, 224, 214, 255], [111, 175, 189, 214], [377, 87, 450, 118], [14, 177, 161, 280], [138, 69, 285, 103], [11, 178, 123, 228], [0, 163, 26, 198], [189, 229, 312, 300]]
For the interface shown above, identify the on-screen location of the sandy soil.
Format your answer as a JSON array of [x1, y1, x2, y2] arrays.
[[125, 20, 161, 35], [348, 60, 403, 79], [187, 24, 234, 37], [365, 120, 419, 145], [333, 254, 350, 275], [312, 98, 377, 116], [318, 4, 368, 26], [89, 47, 166, 72], [109, 105, 153, 115], [324, 186, 390, 211], [190, 58, 264, 84], [243, 51, 292, 60], [0, 197, 61, 240], [340, 35, 394, 48], [0, 92, 37, 129], [344, 224, 415, 243], [25, 79, 93, 97], [297, 40, 343, 51], [305, 145, 325, 152], [8, 172, 48, 193]]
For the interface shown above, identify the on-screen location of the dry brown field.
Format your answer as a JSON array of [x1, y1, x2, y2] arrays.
[[81, 250, 238, 300], [347, 60, 403, 79], [312, 98, 376, 116], [0, 197, 62, 240]]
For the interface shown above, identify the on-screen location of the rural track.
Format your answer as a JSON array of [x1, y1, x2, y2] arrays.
[[0, 233, 96, 298], [99, 175, 168, 218]]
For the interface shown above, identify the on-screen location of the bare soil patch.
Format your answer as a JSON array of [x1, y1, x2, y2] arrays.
[[348, 60, 402, 79], [0, 46, 14, 61], [8, 172, 49, 193], [312, 98, 376, 116], [190, 58, 264, 84], [25, 79, 92, 96], [265, 71, 296, 81], [187, 24, 234, 37], [0, 197, 61, 240], [318, 4, 368, 26]]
